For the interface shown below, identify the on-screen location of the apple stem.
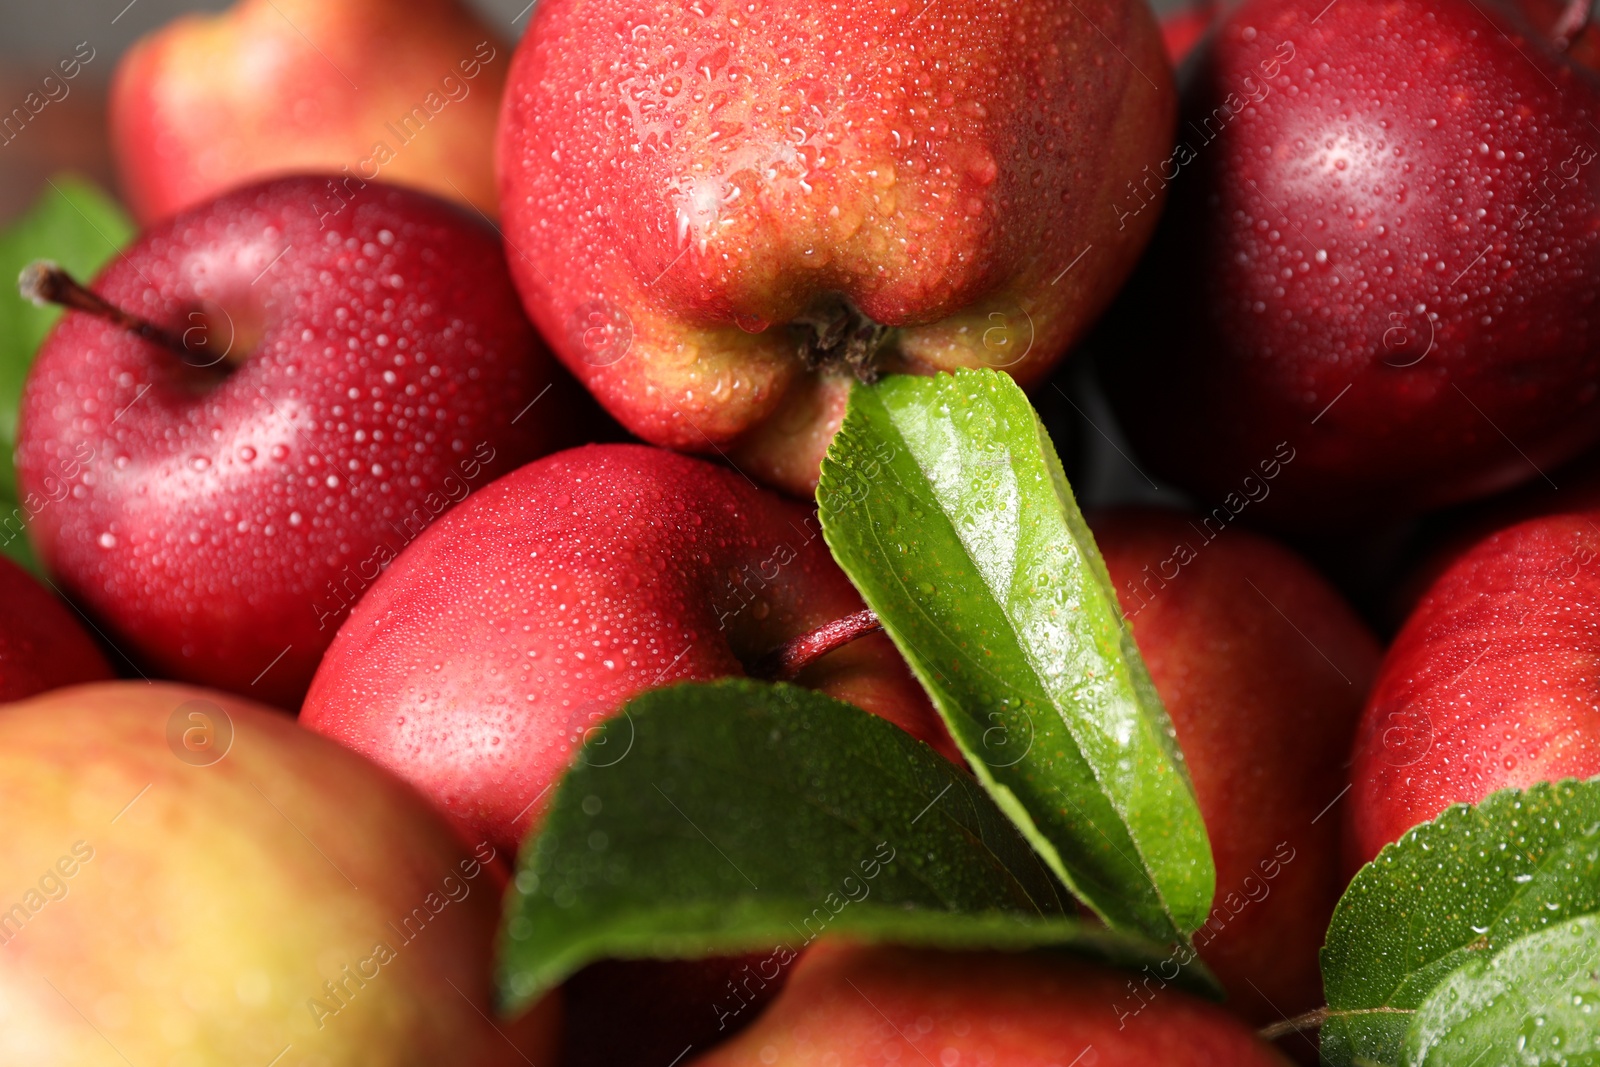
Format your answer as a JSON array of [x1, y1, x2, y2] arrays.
[[1258, 1007, 1329, 1041], [1257, 1004, 1414, 1042], [18, 260, 211, 367], [1553, 0, 1595, 48], [792, 295, 892, 383], [755, 608, 884, 681]]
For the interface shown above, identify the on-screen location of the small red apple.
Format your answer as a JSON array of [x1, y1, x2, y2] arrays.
[[301, 443, 951, 854], [111, 0, 510, 223], [1160, 0, 1218, 65], [1094, 507, 1379, 1024], [0, 554, 112, 701], [1348, 510, 1600, 866], [496, 0, 1175, 494], [1101, 0, 1600, 528], [0, 681, 559, 1064], [686, 941, 1291, 1067], [16, 176, 575, 708]]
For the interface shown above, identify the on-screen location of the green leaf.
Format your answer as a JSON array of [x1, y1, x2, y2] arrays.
[[497, 679, 1208, 1012], [0, 175, 134, 573], [1321, 778, 1600, 1066], [815, 368, 1213, 944]]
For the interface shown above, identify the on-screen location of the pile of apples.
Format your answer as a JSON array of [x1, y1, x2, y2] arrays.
[[4, 0, 1600, 1063]]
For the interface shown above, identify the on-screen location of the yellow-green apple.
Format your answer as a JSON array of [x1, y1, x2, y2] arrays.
[[497, 0, 1176, 495], [1348, 510, 1600, 867], [301, 443, 953, 855], [1094, 508, 1379, 1024], [1101, 0, 1600, 529], [16, 177, 576, 708], [687, 942, 1291, 1067], [0, 681, 559, 1065], [111, 0, 510, 223]]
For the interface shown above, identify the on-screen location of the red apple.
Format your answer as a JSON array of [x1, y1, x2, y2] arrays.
[[301, 443, 952, 855], [111, 0, 510, 223], [1347, 510, 1600, 866], [1101, 0, 1600, 528], [1386, 446, 1600, 627], [686, 941, 1291, 1067], [16, 176, 575, 708], [496, 0, 1175, 495], [0, 554, 112, 701], [1161, 0, 1218, 66], [1093, 507, 1379, 1024], [0, 681, 559, 1064]]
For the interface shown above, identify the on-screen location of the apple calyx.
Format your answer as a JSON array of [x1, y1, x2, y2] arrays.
[[791, 295, 893, 383], [754, 607, 884, 681], [18, 260, 230, 371], [1552, 0, 1596, 48]]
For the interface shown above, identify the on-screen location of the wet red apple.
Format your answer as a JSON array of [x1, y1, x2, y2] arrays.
[[497, 0, 1175, 494], [1348, 510, 1600, 866], [301, 443, 951, 855], [1102, 0, 1600, 528], [17, 177, 575, 707]]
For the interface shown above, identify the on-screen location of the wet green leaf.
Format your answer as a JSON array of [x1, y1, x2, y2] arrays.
[[815, 368, 1214, 944], [1322, 778, 1600, 1066], [0, 176, 134, 573], [497, 679, 1207, 1012]]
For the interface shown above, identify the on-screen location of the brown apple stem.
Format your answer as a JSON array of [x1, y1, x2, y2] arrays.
[[18, 260, 209, 367], [1258, 1007, 1330, 1041], [792, 295, 892, 383], [1258, 1005, 1413, 1042], [1553, 0, 1596, 47], [755, 608, 884, 681]]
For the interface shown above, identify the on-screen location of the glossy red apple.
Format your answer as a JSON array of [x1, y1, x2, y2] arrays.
[[1101, 0, 1600, 528], [16, 176, 575, 708], [687, 942, 1291, 1067], [497, 0, 1175, 495], [1094, 507, 1379, 1024], [112, 0, 510, 223], [1348, 510, 1600, 867], [0, 554, 113, 701], [0, 681, 559, 1064], [301, 443, 952, 855]]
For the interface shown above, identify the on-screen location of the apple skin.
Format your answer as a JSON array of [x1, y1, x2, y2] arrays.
[[16, 176, 575, 709], [1160, 0, 1217, 66], [686, 941, 1291, 1067], [0, 555, 113, 701], [496, 0, 1175, 495], [1347, 511, 1600, 867], [1100, 0, 1600, 529], [111, 0, 509, 223], [0, 681, 559, 1065], [301, 443, 953, 855], [1093, 507, 1379, 1024]]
